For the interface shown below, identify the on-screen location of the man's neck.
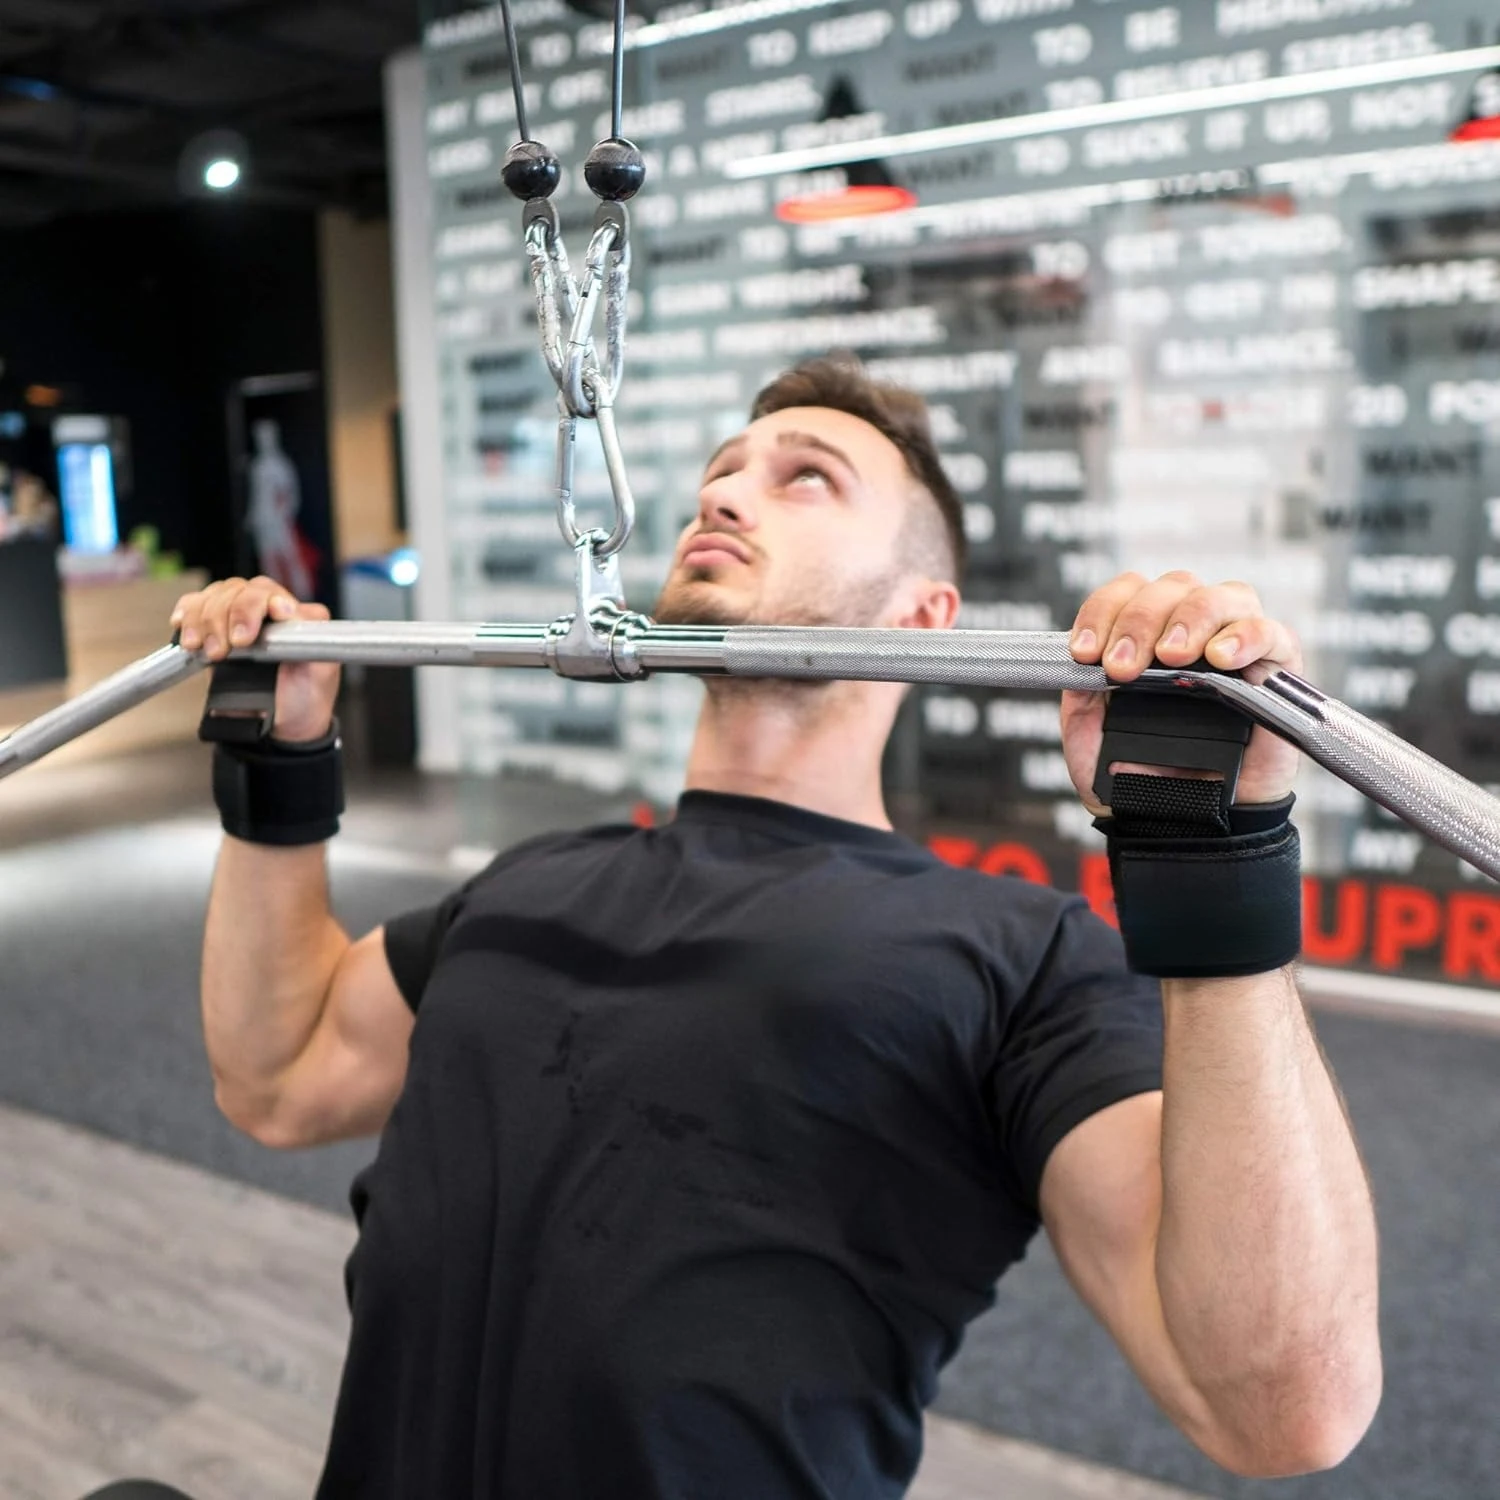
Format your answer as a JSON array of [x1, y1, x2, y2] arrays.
[[682, 680, 895, 829]]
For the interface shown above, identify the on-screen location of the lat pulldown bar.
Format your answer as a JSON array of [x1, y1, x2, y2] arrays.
[[3, 614, 1500, 883]]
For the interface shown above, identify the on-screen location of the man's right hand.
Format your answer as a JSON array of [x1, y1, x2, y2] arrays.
[[171, 575, 340, 744]]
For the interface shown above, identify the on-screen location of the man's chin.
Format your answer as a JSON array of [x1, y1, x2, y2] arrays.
[[652, 579, 751, 627]]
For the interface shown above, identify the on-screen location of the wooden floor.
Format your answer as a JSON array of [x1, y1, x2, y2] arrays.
[[0, 1104, 1199, 1500]]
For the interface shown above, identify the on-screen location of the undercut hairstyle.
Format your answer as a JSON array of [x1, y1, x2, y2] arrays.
[[750, 355, 968, 584]]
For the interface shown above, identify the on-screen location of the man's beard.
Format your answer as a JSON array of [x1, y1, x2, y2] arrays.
[[652, 561, 907, 708], [652, 575, 746, 627], [653, 561, 901, 630]]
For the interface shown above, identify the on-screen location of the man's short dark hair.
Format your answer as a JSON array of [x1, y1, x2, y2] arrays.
[[750, 355, 968, 584]]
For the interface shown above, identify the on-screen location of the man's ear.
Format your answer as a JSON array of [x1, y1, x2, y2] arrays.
[[890, 578, 961, 630]]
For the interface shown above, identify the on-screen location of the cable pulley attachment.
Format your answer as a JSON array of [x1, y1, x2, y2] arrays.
[[583, 137, 648, 202], [500, 140, 562, 202], [497, 0, 644, 585]]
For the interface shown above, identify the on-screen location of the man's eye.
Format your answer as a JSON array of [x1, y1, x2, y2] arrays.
[[791, 465, 831, 486]]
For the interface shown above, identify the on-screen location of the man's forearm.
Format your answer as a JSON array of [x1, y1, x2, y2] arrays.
[[201, 835, 350, 1125], [1154, 966, 1381, 1469]]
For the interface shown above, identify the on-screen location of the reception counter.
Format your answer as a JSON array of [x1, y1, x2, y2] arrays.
[[0, 537, 67, 693], [0, 567, 209, 766]]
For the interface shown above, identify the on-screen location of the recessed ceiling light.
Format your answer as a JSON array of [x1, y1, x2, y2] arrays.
[[180, 128, 249, 197], [203, 157, 241, 191]]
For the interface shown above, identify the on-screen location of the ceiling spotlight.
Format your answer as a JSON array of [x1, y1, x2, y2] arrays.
[[179, 128, 249, 197], [776, 77, 916, 224], [204, 157, 241, 191], [776, 183, 917, 223], [1451, 68, 1500, 141]]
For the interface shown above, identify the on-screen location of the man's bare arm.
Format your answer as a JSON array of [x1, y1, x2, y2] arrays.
[[1048, 571, 1381, 1470], [179, 575, 415, 1148], [202, 839, 413, 1146], [1041, 967, 1381, 1478]]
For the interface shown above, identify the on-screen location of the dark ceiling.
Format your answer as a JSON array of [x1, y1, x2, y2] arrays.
[[0, 0, 421, 227]]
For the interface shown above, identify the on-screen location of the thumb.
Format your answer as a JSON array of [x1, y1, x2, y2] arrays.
[[1061, 689, 1109, 814]]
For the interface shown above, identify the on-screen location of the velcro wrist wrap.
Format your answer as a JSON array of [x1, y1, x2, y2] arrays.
[[212, 725, 345, 847], [1097, 773, 1302, 979]]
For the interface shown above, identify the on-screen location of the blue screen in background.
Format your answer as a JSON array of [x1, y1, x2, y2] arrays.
[[57, 442, 118, 553]]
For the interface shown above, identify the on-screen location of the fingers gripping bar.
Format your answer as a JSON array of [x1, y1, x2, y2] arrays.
[[3, 620, 1500, 881]]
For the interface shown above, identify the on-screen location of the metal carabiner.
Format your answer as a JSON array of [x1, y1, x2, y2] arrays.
[[521, 196, 637, 596], [522, 200, 576, 392], [553, 380, 634, 560], [561, 203, 630, 416], [588, 374, 635, 559], [596, 202, 631, 405], [554, 402, 582, 547]]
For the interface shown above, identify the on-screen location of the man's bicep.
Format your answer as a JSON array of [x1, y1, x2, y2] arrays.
[[1040, 1091, 1163, 1315], [1039, 1092, 1218, 1447], [274, 926, 416, 1144]]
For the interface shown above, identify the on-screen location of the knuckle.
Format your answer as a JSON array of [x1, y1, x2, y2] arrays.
[[1113, 601, 1160, 635], [1158, 569, 1200, 587], [1173, 589, 1220, 627]]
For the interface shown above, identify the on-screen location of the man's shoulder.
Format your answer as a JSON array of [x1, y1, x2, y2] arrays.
[[907, 857, 1127, 973], [915, 853, 1083, 914], [469, 819, 639, 881]]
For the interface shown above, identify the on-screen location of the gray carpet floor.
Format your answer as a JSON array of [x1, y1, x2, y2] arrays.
[[0, 817, 1495, 1499]]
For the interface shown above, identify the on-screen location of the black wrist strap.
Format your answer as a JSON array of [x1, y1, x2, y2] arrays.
[[211, 722, 345, 847], [1095, 691, 1301, 979], [199, 658, 343, 846], [199, 659, 280, 745]]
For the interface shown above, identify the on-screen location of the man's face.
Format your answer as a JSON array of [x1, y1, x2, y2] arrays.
[[654, 406, 917, 628]]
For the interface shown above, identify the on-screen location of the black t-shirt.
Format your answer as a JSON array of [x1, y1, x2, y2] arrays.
[[317, 792, 1162, 1500]]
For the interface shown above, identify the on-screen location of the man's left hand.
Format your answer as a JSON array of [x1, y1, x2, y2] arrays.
[[1062, 571, 1302, 813]]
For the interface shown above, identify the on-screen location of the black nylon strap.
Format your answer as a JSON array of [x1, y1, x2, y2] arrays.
[[1110, 771, 1230, 836], [1096, 698, 1301, 978], [212, 725, 344, 847], [1094, 687, 1250, 822]]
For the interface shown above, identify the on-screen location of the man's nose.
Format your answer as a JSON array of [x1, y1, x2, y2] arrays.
[[696, 469, 757, 533]]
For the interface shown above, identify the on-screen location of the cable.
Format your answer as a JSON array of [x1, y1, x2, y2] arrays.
[[611, 0, 627, 140], [497, 0, 530, 144]]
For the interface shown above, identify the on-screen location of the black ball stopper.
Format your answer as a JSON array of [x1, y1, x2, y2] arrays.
[[583, 137, 647, 202], [501, 140, 561, 201]]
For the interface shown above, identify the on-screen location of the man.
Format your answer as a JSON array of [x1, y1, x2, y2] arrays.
[[173, 357, 1380, 1499]]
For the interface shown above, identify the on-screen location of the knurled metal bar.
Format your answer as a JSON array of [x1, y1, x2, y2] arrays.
[[3, 617, 1500, 881]]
